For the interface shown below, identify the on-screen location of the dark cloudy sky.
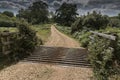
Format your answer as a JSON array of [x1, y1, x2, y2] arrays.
[[0, 0, 120, 16]]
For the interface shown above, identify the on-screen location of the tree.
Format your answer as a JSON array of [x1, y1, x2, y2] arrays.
[[17, 0, 49, 24], [71, 11, 109, 33], [16, 9, 31, 22], [54, 3, 78, 26], [2, 11, 14, 17], [118, 13, 120, 20], [71, 17, 83, 33], [108, 18, 120, 28], [82, 11, 109, 29]]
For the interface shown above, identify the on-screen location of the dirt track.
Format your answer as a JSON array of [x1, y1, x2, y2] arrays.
[[0, 25, 93, 80], [45, 25, 80, 48]]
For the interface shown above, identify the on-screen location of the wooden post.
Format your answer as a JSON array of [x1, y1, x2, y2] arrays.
[[90, 31, 116, 41], [90, 31, 118, 66], [0, 31, 17, 56]]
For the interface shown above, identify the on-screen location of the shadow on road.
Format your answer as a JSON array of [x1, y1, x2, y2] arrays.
[[22, 46, 91, 68]]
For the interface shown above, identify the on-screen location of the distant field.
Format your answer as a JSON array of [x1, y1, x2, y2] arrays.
[[0, 24, 51, 70], [0, 24, 51, 43]]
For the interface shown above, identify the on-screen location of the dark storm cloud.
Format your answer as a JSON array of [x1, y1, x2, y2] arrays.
[[0, 0, 120, 16]]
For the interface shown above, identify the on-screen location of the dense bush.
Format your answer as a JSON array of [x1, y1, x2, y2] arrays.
[[54, 2, 78, 26], [71, 11, 109, 34], [88, 31, 120, 80], [17, 0, 49, 24], [10, 23, 38, 61], [71, 18, 83, 33], [118, 13, 120, 20], [0, 14, 20, 27], [2, 11, 14, 17], [88, 36, 113, 80], [72, 30, 91, 47], [57, 25, 91, 47], [108, 18, 120, 28], [100, 27, 120, 66]]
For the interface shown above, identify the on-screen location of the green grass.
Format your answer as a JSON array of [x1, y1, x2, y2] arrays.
[[56, 25, 73, 37], [0, 27, 17, 32], [32, 24, 51, 43], [0, 24, 51, 70], [56, 25, 81, 46], [0, 24, 51, 43]]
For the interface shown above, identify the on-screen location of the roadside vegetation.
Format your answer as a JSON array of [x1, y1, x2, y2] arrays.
[[0, 24, 50, 70], [0, 23, 38, 70], [0, 0, 120, 80], [0, 0, 51, 71], [54, 2, 120, 80], [32, 24, 51, 44]]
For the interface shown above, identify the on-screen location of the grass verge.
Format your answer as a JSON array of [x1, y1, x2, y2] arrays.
[[56, 25, 81, 46], [32, 24, 51, 44], [0, 24, 51, 70]]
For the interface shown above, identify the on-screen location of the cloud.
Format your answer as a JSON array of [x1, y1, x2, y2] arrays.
[[0, 0, 120, 16], [0, 1, 25, 9]]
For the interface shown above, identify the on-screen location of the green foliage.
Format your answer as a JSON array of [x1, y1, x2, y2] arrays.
[[17, 24, 37, 58], [32, 24, 51, 44], [8, 23, 38, 61], [78, 32, 91, 47], [54, 2, 78, 26], [84, 11, 109, 29], [17, 0, 49, 24], [71, 11, 109, 33], [71, 18, 83, 33], [118, 13, 120, 20], [56, 25, 71, 35], [108, 18, 120, 28], [0, 14, 20, 27], [88, 31, 120, 80], [57, 25, 91, 47], [100, 27, 120, 65], [2, 11, 14, 17], [57, 24, 120, 80], [72, 30, 91, 47], [88, 36, 114, 80]]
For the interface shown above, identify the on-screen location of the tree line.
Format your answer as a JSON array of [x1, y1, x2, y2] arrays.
[[1, 0, 120, 29]]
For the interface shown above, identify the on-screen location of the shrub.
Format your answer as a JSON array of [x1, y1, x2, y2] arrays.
[[72, 30, 91, 48], [0, 14, 20, 27], [88, 36, 113, 80], [71, 11, 109, 33], [88, 32, 120, 80], [10, 23, 38, 60], [71, 18, 83, 34], [108, 18, 120, 28], [18, 23, 37, 57], [79, 32, 91, 47], [54, 3, 78, 26], [17, 0, 49, 24], [2, 11, 14, 17], [82, 11, 109, 29]]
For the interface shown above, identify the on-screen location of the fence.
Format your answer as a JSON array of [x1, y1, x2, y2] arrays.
[[89, 31, 119, 80], [0, 30, 17, 55], [90, 31, 119, 65], [90, 31, 117, 49], [90, 31, 117, 40]]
